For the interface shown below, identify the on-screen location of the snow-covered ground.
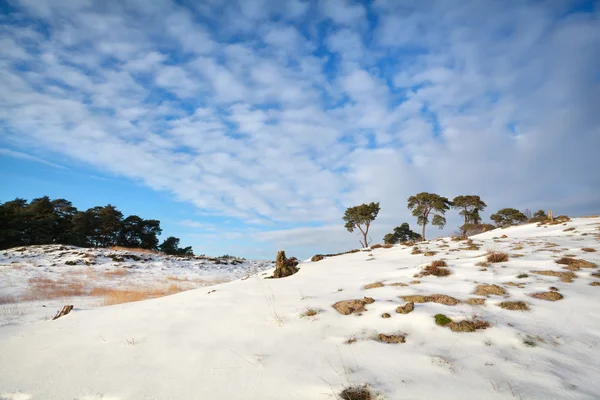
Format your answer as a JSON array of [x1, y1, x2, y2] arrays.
[[1, 218, 599, 399]]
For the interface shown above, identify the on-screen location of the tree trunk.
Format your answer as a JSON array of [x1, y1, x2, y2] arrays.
[[421, 223, 426, 242]]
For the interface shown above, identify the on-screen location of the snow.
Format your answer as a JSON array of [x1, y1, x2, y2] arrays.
[[1, 218, 600, 399]]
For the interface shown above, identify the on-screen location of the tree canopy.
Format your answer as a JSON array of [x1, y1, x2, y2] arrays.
[[407, 192, 451, 241], [490, 208, 528, 227], [452, 195, 487, 236], [0, 196, 192, 255], [343, 202, 381, 248], [383, 223, 421, 244]]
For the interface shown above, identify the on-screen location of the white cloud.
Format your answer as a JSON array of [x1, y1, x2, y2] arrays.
[[1, 0, 598, 258]]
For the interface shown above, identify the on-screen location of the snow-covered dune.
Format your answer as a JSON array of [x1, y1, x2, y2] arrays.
[[1, 218, 599, 399]]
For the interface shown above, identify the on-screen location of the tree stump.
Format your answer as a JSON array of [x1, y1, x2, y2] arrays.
[[272, 250, 299, 278], [53, 305, 74, 320]]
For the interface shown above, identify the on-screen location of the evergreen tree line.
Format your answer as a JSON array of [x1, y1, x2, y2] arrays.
[[0, 196, 193, 255]]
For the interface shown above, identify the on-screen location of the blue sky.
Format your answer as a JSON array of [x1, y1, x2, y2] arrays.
[[1, 0, 599, 259]]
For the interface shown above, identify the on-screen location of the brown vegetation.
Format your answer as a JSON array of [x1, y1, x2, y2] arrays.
[[532, 270, 577, 283], [377, 333, 406, 343], [498, 301, 529, 311], [556, 257, 596, 269], [487, 251, 509, 263], [531, 291, 563, 301], [467, 298, 486, 305], [396, 302, 414, 314], [473, 284, 506, 296], [363, 282, 385, 290]]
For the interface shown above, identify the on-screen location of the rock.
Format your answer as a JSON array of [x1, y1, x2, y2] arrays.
[[363, 296, 375, 304], [333, 299, 367, 315], [311, 254, 324, 262], [396, 302, 414, 314]]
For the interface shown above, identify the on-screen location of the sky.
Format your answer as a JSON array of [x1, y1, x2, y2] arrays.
[[1, 0, 599, 260]]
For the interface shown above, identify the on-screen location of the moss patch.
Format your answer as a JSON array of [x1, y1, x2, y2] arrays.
[[434, 314, 452, 326]]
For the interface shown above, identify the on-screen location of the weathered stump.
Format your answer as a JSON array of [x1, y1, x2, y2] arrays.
[[53, 305, 74, 320], [272, 250, 299, 278]]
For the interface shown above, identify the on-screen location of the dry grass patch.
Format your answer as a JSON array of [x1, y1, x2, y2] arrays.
[[474, 284, 506, 296], [370, 244, 383, 249], [498, 301, 529, 311], [411, 247, 422, 255], [363, 281, 385, 290], [531, 291, 563, 301], [419, 260, 451, 277], [107, 246, 160, 255], [476, 261, 491, 268], [396, 302, 414, 314], [310, 254, 324, 262], [382, 243, 393, 249], [486, 251, 509, 263], [556, 257, 596, 269], [434, 314, 491, 332], [424, 251, 437, 256], [590, 282, 600, 286], [0, 294, 20, 305], [299, 307, 320, 317], [448, 319, 491, 332], [582, 248, 596, 252], [592, 272, 600, 278], [376, 333, 406, 344], [429, 294, 460, 305], [23, 276, 88, 301], [340, 385, 373, 400], [401, 295, 430, 303], [532, 270, 577, 283], [467, 298, 485, 305], [103, 268, 129, 278], [92, 284, 186, 306]]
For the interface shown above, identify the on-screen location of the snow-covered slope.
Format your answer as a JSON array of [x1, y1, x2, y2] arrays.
[[1, 218, 599, 399]]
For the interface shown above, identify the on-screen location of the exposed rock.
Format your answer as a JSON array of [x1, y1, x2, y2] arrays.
[[396, 302, 414, 314], [333, 299, 367, 315]]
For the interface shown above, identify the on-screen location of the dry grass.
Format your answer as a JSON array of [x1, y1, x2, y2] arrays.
[[23, 276, 88, 301], [486, 251, 509, 263], [590, 282, 600, 286], [396, 302, 414, 314], [299, 307, 320, 317], [473, 284, 506, 296], [424, 251, 437, 256], [382, 244, 393, 249], [376, 333, 406, 343], [429, 294, 460, 305], [531, 291, 563, 301], [92, 284, 186, 306], [107, 246, 161, 255], [411, 247, 422, 255], [419, 261, 451, 277], [103, 269, 129, 278], [582, 248, 596, 252], [467, 298, 485, 305], [498, 301, 529, 311], [448, 319, 491, 332], [0, 294, 20, 305], [363, 282, 385, 290], [556, 257, 596, 269], [401, 295, 430, 303], [532, 270, 577, 283], [340, 385, 373, 400], [370, 244, 383, 249]]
